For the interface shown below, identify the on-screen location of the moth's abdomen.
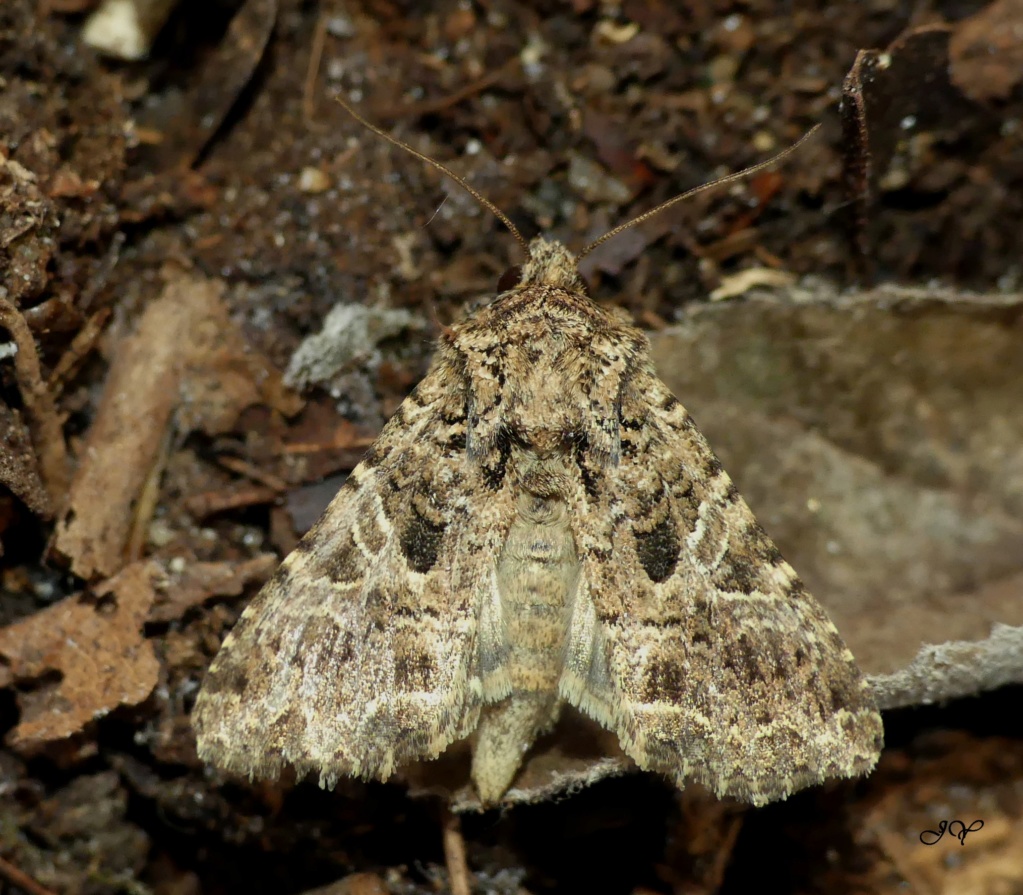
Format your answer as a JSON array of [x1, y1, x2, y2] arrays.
[[495, 493, 579, 693], [472, 490, 580, 802]]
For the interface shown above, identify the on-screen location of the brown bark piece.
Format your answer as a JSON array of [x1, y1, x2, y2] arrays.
[[52, 272, 301, 580], [0, 561, 162, 749], [158, 0, 278, 168], [838, 25, 986, 277]]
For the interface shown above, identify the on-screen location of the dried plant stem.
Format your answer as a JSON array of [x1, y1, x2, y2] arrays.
[[0, 296, 69, 506], [441, 807, 472, 895]]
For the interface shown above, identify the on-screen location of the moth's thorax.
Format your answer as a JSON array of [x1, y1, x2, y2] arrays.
[[448, 255, 650, 464], [511, 446, 576, 495]]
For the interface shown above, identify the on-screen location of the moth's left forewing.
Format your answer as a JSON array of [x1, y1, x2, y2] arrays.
[[193, 361, 516, 788], [562, 369, 883, 806]]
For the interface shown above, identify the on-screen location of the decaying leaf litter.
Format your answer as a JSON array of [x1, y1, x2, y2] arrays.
[[1, 1, 1022, 894]]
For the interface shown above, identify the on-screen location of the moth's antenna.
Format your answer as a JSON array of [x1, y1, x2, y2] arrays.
[[334, 93, 529, 252], [577, 124, 822, 260]]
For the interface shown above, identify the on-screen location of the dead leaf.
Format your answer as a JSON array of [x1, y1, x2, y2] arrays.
[[299, 873, 389, 895], [950, 0, 1023, 103], [647, 283, 1023, 701], [52, 271, 301, 580], [0, 561, 162, 749], [709, 266, 795, 301], [148, 554, 277, 623]]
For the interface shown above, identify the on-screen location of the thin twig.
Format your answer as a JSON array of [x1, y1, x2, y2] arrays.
[[0, 854, 59, 895], [48, 307, 111, 394], [370, 58, 519, 120], [302, 11, 329, 124], [441, 806, 472, 895], [283, 435, 376, 454], [126, 423, 175, 563], [217, 454, 290, 492], [0, 296, 70, 505], [184, 484, 281, 519], [703, 812, 745, 892]]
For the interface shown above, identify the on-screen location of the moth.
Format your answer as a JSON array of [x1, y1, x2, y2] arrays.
[[193, 102, 883, 807]]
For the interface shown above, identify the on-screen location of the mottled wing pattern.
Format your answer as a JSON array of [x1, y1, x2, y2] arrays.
[[193, 366, 516, 788], [562, 370, 883, 806]]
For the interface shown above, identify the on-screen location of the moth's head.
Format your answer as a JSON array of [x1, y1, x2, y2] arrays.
[[501, 237, 587, 294]]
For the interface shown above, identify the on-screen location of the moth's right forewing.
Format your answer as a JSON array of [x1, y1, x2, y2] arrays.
[[561, 370, 883, 806]]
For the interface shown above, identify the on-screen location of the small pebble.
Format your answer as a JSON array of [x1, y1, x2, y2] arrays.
[[298, 166, 332, 194]]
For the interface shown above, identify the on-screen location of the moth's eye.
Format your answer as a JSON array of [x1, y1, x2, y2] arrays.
[[497, 265, 523, 293]]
